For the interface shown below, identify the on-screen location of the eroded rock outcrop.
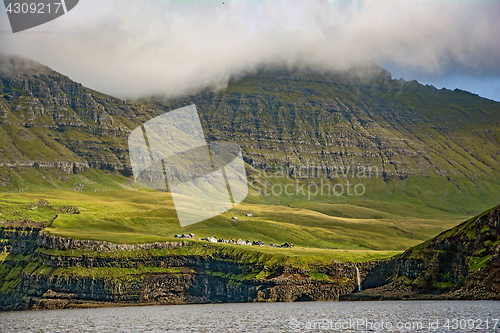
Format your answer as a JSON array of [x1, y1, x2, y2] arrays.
[[1, 230, 359, 311], [343, 204, 500, 300], [37, 233, 188, 252], [1, 55, 499, 189]]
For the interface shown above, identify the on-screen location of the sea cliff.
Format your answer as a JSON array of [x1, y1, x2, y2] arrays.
[[0, 227, 360, 310], [343, 204, 500, 300], [1, 204, 499, 311]]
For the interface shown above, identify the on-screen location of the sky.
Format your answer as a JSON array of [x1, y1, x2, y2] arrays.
[[1, 0, 499, 101]]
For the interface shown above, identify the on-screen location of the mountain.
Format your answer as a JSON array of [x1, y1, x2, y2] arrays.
[[148, 67, 500, 213], [0, 56, 158, 175], [0, 55, 499, 214], [1, 56, 499, 309]]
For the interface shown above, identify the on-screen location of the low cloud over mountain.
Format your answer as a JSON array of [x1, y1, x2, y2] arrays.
[[1, 0, 499, 99]]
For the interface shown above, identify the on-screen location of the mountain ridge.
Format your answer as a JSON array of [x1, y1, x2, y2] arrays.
[[0, 55, 499, 214]]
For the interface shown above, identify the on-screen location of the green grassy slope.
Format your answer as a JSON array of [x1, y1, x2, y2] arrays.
[[1, 57, 499, 217], [0, 184, 465, 251], [380, 203, 500, 295], [1, 56, 499, 253]]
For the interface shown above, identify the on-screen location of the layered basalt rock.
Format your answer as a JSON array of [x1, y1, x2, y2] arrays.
[[343, 204, 500, 300], [0, 228, 359, 311], [37, 233, 188, 252], [2, 204, 498, 310], [1, 55, 498, 188]]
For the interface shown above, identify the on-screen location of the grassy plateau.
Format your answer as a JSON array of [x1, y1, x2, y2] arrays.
[[0, 167, 473, 263]]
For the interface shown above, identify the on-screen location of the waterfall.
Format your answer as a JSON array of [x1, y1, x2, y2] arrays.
[[355, 264, 362, 292]]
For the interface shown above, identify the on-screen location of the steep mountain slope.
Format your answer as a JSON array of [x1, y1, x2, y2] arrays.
[[149, 68, 500, 213], [0, 56, 159, 175], [153, 67, 499, 179], [0, 56, 499, 214]]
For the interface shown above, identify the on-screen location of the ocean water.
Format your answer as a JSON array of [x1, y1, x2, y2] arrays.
[[1, 300, 499, 332]]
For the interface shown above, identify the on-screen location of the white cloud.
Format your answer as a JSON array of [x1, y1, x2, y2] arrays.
[[1, 0, 499, 99]]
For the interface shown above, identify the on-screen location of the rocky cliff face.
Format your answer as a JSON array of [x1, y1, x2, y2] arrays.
[[2, 204, 499, 310], [149, 68, 500, 182], [37, 233, 188, 252], [2, 55, 499, 211], [0, 56, 160, 175], [0, 227, 359, 311], [1, 56, 499, 182], [344, 204, 500, 300]]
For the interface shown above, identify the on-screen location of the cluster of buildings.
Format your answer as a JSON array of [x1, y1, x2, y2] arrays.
[[201, 237, 265, 246], [173, 233, 263, 246], [173, 232, 293, 248]]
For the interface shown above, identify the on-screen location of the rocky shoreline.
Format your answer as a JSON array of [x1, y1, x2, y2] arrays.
[[1, 204, 499, 311], [0, 228, 362, 311]]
